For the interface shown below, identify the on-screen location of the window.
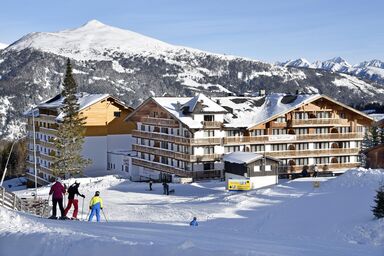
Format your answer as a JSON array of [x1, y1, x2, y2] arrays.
[[250, 129, 265, 136], [250, 144, 265, 152], [140, 125, 146, 131], [272, 144, 287, 151], [316, 111, 331, 119], [114, 111, 121, 117], [226, 130, 241, 136], [275, 116, 286, 123], [203, 130, 215, 137], [203, 162, 214, 170], [314, 142, 329, 149], [272, 129, 287, 135], [204, 146, 214, 154], [315, 128, 329, 134], [294, 112, 308, 120], [315, 157, 329, 164], [339, 112, 346, 119], [224, 146, 240, 153], [295, 143, 309, 150], [296, 158, 308, 165], [160, 127, 169, 134], [295, 128, 308, 135], [204, 115, 214, 121], [253, 166, 260, 172], [160, 141, 168, 149], [337, 127, 350, 133]]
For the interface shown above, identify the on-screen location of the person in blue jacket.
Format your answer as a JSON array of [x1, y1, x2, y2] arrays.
[[190, 217, 198, 226], [88, 191, 103, 222]]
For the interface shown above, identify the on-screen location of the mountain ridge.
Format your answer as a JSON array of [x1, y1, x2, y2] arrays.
[[0, 20, 383, 139]]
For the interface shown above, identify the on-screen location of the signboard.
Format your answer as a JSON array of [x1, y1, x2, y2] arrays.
[[268, 134, 296, 142], [227, 179, 251, 191]]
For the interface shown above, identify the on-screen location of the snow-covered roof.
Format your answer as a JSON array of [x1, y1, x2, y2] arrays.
[[152, 94, 226, 129], [215, 93, 321, 128], [223, 152, 264, 164], [24, 93, 112, 121]]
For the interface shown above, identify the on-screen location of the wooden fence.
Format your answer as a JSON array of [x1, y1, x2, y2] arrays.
[[0, 187, 51, 217]]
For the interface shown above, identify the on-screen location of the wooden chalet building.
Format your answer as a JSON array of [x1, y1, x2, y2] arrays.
[[125, 92, 374, 181], [25, 93, 135, 186]]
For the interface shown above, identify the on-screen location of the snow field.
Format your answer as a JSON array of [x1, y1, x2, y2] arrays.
[[1, 168, 384, 256]]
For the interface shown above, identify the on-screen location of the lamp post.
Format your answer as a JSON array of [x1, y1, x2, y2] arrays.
[[0, 136, 25, 187]]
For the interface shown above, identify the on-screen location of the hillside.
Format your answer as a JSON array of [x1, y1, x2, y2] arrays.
[[1, 168, 383, 256], [0, 20, 383, 139]]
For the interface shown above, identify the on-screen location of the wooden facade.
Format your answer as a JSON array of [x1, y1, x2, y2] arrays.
[[25, 95, 134, 185], [127, 94, 374, 180]]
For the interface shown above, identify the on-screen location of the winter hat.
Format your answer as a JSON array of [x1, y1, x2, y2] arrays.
[[95, 191, 100, 196]]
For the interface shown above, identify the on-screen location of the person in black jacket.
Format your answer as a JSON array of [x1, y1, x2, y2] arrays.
[[64, 181, 85, 220]]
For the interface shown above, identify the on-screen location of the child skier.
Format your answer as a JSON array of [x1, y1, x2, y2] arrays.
[[88, 191, 103, 222], [64, 181, 85, 220], [190, 217, 198, 226]]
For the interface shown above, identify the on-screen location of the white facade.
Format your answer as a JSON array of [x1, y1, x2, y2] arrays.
[[225, 172, 277, 190]]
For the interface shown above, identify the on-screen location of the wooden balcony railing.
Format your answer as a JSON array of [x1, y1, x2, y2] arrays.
[[133, 144, 222, 162], [279, 162, 360, 174], [132, 130, 222, 145], [39, 127, 58, 135], [267, 148, 359, 158], [224, 133, 364, 145], [140, 116, 179, 127], [202, 121, 222, 129], [39, 140, 55, 148], [37, 114, 57, 122], [288, 118, 349, 127], [39, 153, 56, 162], [132, 158, 191, 177], [25, 172, 50, 185]]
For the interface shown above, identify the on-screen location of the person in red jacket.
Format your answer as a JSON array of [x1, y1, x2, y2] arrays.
[[49, 178, 67, 220], [64, 181, 85, 220]]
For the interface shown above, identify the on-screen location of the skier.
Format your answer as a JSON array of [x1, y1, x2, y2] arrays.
[[162, 181, 167, 195], [88, 191, 103, 222], [301, 167, 308, 178], [149, 179, 153, 191], [313, 164, 319, 177], [49, 178, 67, 220], [64, 181, 85, 220], [189, 217, 198, 226]]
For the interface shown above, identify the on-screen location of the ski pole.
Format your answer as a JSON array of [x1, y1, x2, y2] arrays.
[[101, 209, 108, 222], [85, 209, 91, 221], [81, 197, 85, 221]]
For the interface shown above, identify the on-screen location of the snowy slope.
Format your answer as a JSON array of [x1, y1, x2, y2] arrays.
[[1, 168, 383, 256], [0, 43, 7, 50]]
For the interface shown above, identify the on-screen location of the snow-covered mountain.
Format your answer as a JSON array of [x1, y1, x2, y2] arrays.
[[0, 20, 384, 139], [0, 43, 8, 50], [279, 57, 384, 85]]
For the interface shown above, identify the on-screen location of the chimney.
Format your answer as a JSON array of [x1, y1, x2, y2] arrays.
[[176, 101, 181, 109], [216, 99, 221, 105], [259, 89, 266, 97]]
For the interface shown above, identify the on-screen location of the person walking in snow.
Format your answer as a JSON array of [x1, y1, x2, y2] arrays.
[[190, 217, 198, 226], [49, 178, 67, 220], [149, 179, 153, 191], [313, 164, 319, 177], [88, 191, 103, 222], [162, 181, 167, 194], [64, 181, 85, 220]]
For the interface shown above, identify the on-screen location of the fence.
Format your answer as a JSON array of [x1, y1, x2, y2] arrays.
[[0, 186, 51, 217]]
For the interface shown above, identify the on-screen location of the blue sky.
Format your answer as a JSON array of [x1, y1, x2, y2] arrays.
[[0, 0, 383, 64]]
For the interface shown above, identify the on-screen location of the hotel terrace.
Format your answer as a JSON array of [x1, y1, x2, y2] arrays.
[[25, 93, 134, 186], [125, 92, 374, 180]]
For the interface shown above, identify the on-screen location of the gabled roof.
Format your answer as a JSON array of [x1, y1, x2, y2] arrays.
[[24, 93, 132, 121], [223, 151, 281, 164], [149, 95, 226, 129]]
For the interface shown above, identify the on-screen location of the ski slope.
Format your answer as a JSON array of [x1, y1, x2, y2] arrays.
[[1, 168, 384, 256]]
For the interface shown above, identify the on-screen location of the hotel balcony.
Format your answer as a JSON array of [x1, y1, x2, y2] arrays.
[[132, 130, 222, 146], [37, 114, 57, 122], [39, 127, 58, 135], [25, 172, 50, 186], [140, 116, 179, 127], [40, 153, 56, 162], [287, 118, 349, 127], [279, 162, 360, 174], [267, 148, 359, 159], [224, 132, 364, 145], [132, 157, 191, 177], [133, 144, 222, 162], [202, 121, 222, 129]]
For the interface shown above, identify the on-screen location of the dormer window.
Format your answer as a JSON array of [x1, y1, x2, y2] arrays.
[[204, 115, 214, 121], [114, 111, 121, 117]]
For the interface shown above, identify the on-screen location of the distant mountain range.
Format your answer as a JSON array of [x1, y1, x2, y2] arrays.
[[0, 20, 383, 139], [277, 57, 384, 85]]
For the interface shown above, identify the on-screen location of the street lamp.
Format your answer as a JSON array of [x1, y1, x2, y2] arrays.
[[0, 136, 26, 187]]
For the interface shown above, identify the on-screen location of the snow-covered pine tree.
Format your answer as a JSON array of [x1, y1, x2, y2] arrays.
[[52, 59, 91, 177], [372, 185, 384, 219]]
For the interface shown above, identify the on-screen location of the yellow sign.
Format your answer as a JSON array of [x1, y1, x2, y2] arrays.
[[227, 179, 251, 191]]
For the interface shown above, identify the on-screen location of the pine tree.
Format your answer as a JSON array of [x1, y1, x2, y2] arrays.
[[52, 59, 91, 177], [372, 185, 384, 219]]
